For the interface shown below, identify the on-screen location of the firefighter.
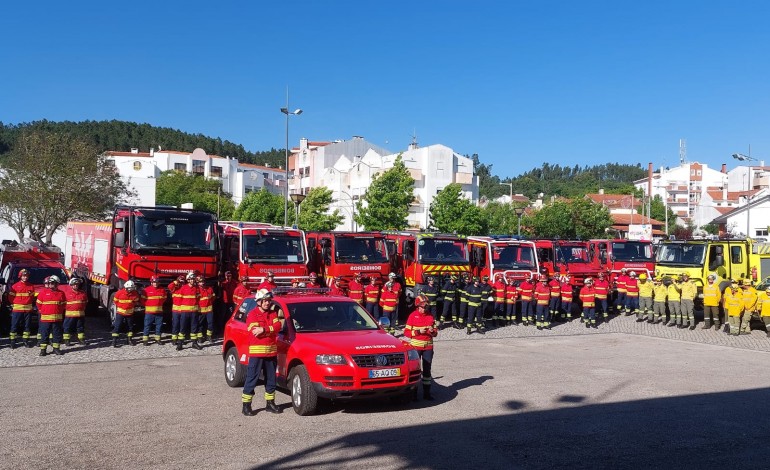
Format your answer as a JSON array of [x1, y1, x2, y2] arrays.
[[505, 280, 519, 325], [291, 278, 300, 288], [594, 272, 610, 318], [652, 276, 668, 324], [579, 277, 597, 329], [63, 277, 87, 346], [560, 275, 574, 320], [220, 271, 238, 326], [439, 274, 458, 327], [624, 271, 639, 316], [388, 273, 403, 328], [258, 271, 277, 291], [534, 276, 551, 330], [723, 281, 743, 335], [680, 273, 698, 329], [197, 276, 216, 343], [307, 272, 321, 288], [615, 268, 629, 314], [232, 278, 251, 309], [241, 289, 283, 416], [754, 286, 770, 337], [548, 274, 562, 321], [347, 273, 365, 305], [36, 276, 67, 356], [479, 275, 494, 327], [519, 275, 535, 326], [8, 269, 36, 349], [329, 277, 347, 296], [379, 282, 399, 334], [404, 293, 438, 400], [168, 274, 186, 346], [465, 276, 484, 334], [456, 273, 471, 329], [666, 276, 682, 327], [702, 274, 722, 330], [492, 274, 507, 327], [176, 272, 201, 350], [740, 278, 758, 335], [422, 276, 439, 317], [364, 276, 380, 317], [142, 276, 167, 346], [636, 273, 653, 322], [111, 280, 143, 348]]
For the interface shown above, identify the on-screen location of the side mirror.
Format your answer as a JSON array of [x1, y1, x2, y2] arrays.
[[378, 317, 391, 329], [114, 232, 125, 248]]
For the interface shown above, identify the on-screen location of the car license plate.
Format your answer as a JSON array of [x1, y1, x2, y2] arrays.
[[369, 368, 400, 378]]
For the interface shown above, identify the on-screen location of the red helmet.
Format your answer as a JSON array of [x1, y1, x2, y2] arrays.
[[414, 293, 429, 308], [150, 275, 159, 283], [309, 272, 317, 279]]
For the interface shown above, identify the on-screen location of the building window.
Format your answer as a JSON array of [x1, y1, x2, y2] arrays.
[[299, 168, 305, 176], [210, 165, 222, 177], [174, 163, 187, 173], [697, 170, 702, 176], [192, 160, 205, 175], [305, 166, 310, 176], [756, 229, 769, 237], [436, 161, 444, 170], [133, 161, 142, 171]]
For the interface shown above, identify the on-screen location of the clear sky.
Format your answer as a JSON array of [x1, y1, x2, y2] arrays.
[[2, 1, 770, 178]]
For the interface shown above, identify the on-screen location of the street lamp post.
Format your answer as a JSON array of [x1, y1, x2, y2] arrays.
[[733, 152, 759, 238], [289, 193, 306, 228], [281, 95, 302, 228], [514, 206, 525, 236]]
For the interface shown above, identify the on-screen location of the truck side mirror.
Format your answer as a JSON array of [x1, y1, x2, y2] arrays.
[[322, 247, 331, 265], [114, 232, 125, 248]]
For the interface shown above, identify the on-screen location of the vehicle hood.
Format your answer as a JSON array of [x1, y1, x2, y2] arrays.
[[296, 330, 407, 354]]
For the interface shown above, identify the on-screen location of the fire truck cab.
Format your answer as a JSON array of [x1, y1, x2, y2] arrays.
[[533, 239, 602, 286], [588, 239, 655, 287], [467, 236, 539, 284], [305, 232, 390, 287]]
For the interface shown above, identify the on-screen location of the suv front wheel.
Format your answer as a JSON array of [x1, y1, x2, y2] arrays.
[[224, 347, 245, 387], [289, 364, 318, 416]]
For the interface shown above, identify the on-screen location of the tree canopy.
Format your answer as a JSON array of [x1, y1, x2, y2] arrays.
[[0, 130, 133, 244], [523, 199, 613, 239], [155, 171, 235, 219], [429, 183, 486, 235], [355, 155, 415, 231], [298, 187, 343, 231], [232, 189, 285, 225]]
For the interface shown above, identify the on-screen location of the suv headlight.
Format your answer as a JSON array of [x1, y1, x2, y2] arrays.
[[407, 349, 420, 361], [316, 354, 347, 365]]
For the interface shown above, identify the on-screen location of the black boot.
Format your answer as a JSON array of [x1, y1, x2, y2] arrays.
[[192, 340, 203, 350], [53, 347, 64, 356], [10, 339, 17, 349], [25, 339, 34, 348], [242, 402, 256, 416], [466, 326, 472, 335], [143, 338, 149, 346], [78, 338, 86, 345], [112, 338, 119, 348], [176, 341, 183, 351], [423, 385, 434, 401], [39, 348, 47, 357], [126, 336, 134, 346], [265, 400, 283, 414]]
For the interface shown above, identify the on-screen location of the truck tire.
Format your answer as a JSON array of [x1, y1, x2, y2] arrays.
[[289, 364, 318, 416], [108, 293, 117, 326], [224, 347, 246, 387]]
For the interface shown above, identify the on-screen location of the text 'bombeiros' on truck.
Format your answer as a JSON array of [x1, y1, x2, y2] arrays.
[[65, 205, 220, 323], [219, 221, 308, 289]]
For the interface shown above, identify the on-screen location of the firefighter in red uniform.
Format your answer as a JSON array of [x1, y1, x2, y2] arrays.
[[220, 271, 238, 324], [111, 280, 143, 347], [505, 279, 519, 325], [580, 277, 598, 328], [594, 272, 610, 318], [519, 275, 535, 326], [168, 274, 186, 345], [232, 279, 251, 310], [347, 273, 365, 305], [36, 275, 66, 356], [364, 276, 380, 317], [329, 277, 347, 296], [492, 274, 507, 327], [387, 272, 403, 328], [615, 268, 630, 314], [257, 271, 277, 291], [560, 275, 574, 320], [548, 275, 562, 321], [307, 272, 321, 288], [534, 276, 551, 330], [241, 289, 283, 416], [176, 272, 201, 351], [63, 277, 88, 346], [404, 293, 438, 400], [8, 269, 36, 348], [142, 276, 167, 346], [625, 271, 640, 316], [197, 276, 216, 344], [379, 281, 399, 334]]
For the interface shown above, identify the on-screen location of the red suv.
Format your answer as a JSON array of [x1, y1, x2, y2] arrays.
[[222, 289, 422, 415]]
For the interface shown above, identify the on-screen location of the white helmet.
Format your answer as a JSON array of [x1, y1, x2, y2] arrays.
[[124, 280, 136, 290], [255, 288, 273, 301], [388, 272, 397, 279], [630, 271, 637, 277], [69, 277, 83, 286], [186, 271, 196, 280], [47, 275, 61, 284]]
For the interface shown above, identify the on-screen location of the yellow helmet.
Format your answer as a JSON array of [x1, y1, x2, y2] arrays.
[[638, 273, 647, 280]]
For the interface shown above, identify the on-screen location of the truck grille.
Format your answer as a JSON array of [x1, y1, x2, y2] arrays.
[[352, 353, 405, 368]]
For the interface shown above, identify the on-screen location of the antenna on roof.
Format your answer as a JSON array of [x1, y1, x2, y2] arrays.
[[679, 139, 687, 164], [408, 129, 418, 150]]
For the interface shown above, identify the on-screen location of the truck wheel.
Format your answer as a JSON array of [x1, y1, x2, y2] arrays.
[[289, 365, 318, 416], [108, 293, 117, 326], [224, 347, 245, 387]]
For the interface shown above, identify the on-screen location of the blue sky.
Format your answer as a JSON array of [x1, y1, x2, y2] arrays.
[[2, 1, 770, 178]]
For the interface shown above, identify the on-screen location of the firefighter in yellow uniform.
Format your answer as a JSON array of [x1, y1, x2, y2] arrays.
[[723, 281, 743, 335], [652, 277, 668, 324], [679, 273, 697, 330], [701, 274, 722, 330], [665, 277, 682, 327], [740, 279, 757, 335], [754, 286, 770, 338], [636, 273, 654, 322]]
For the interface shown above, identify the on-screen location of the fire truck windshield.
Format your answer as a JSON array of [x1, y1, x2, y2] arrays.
[[243, 234, 305, 264], [492, 244, 536, 269], [418, 238, 468, 263], [610, 241, 654, 262], [557, 245, 589, 263], [656, 243, 706, 266], [334, 236, 388, 263], [133, 215, 217, 252]]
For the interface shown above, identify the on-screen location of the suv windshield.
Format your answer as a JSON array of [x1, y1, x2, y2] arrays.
[[656, 243, 706, 266], [418, 238, 468, 263], [611, 241, 654, 262], [243, 233, 305, 263], [334, 236, 388, 263], [289, 301, 379, 332]]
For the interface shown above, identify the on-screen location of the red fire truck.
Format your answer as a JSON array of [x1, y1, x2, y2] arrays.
[[219, 221, 308, 289], [64, 206, 220, 322], [467, 236, 539, 284], [588, 238, 655, 285], [384, 232, 471, 299], [305, 232, 390, 286], [533, 239, 603, 286]]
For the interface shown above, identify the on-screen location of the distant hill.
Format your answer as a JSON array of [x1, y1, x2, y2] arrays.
[[0, 120, 285, 167]]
